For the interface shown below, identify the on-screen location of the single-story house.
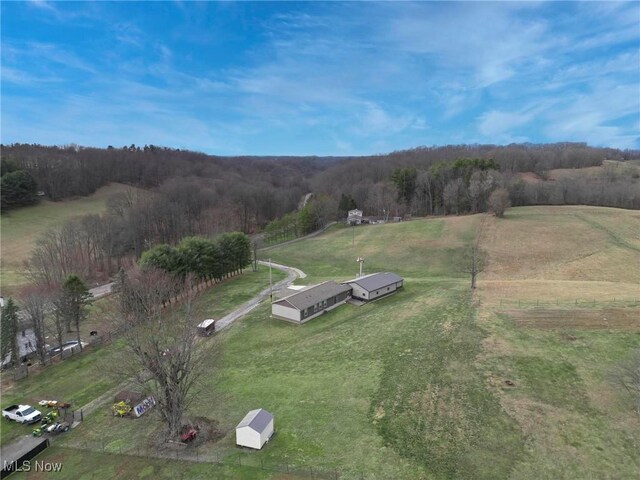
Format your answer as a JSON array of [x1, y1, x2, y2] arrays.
[[236, 409, 274, 450], [343, 272, 404, 302], [271, 281, 352, 324]]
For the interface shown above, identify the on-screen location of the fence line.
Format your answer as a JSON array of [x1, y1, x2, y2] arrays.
[[62, 441, 343, 479], [5, 272, 248, 381], [494, 298, 639, 308]]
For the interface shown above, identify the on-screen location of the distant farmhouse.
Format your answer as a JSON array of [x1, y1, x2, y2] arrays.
[[271, 281, 352, 324], [344, 272, 404, 302], [347, 209, 363, 225], [271, 272, 404, 323], [346, 208, 390, 225]]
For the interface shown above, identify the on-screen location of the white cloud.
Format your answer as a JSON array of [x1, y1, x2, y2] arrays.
[[3, 1, 639, 154], [27, 0, 56, 12], [543, 82, 639, 149]]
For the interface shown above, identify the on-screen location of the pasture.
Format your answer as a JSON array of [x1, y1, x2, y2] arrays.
[[5, 205, 640, 479], [0, 183, 144, 293], [476, 206, 640, 479]]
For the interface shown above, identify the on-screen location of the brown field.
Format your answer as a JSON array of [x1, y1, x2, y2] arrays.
[[548, 160, 640, 181], [478, 206, 640, 296], [475, 205, 640, 478], [501, 307, 640, 330]]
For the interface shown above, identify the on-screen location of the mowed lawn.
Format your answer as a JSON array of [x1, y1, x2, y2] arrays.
[[0, 183, 144, 293], [0, 268, 283, 447], [61, 216, 525, 479], [265, 216, 480, 283]]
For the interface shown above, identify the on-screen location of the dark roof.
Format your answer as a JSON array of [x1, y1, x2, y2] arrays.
[[344, 272, 403, 292], [274, 281, 351, 311], [0, 436, 49, 467], [237, 409, 273, 433]]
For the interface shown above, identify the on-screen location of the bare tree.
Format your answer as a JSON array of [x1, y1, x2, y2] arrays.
[[611, 350, 640, 415], [458, 246, 487, 289], [48, 298, 67, 356], [488, 188, 511, 218], [443, 178, 466, 215], [117, 269, 205, 439], [19, 285, 53, 365]]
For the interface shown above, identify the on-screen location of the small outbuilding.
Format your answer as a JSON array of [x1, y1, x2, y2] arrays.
[[235, 409, 274, 450], [271, 281, 352, 324], [197, 319, 216, 336], [344, 272, 404, 302]]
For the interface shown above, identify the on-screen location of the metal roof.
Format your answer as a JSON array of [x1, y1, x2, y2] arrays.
[[236, 408, 273, 433], [344, 272, 403, 292], [198, 319, 215, 329], [274, 281, 351, 311]]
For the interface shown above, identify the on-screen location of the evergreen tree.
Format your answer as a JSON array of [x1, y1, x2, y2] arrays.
[[1, 170, 39, 210], [58, 275, 92, 351], [1, 298, 20, 366], [391, 167, 418, 206]]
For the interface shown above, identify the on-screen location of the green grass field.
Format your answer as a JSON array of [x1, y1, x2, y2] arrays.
[[10, 446, 270, 480], [0, 183, 143, 293], [57, 214, 524, 479], [5, 206, 640, 479], [0, 268, 284, 447]]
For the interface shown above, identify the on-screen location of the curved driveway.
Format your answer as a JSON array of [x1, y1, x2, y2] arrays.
[[214, 261, 306, 331]]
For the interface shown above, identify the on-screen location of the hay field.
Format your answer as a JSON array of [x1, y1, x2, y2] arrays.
[[478, 206, 640, 306]]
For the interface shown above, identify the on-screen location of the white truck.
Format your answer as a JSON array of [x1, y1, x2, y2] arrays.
[[2, 404, 42, 424]]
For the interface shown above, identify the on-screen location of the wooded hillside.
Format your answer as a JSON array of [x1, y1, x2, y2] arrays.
[[3, 142, 638, 221]]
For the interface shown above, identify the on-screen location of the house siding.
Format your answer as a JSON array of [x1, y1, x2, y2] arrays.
[[273, 288, 352, 324], [299, 290, 350, 324], [272, 303, 301, 323], [346, 274, 404, 302], [368, 283, 398, 300]]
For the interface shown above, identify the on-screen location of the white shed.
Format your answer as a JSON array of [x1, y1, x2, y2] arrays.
[[235, 409, 274, 450]]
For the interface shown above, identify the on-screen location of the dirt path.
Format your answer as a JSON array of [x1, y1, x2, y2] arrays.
[[72, 261, 306, 423], [215, 261, 305, 331], [258, 222, 336, 252]]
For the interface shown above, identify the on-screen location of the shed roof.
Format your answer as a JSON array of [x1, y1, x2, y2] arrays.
[[236, 409, 273, 433], [274, 281, 351, 311], [197, 319, 215, 329], [344, 272, 403, 292]]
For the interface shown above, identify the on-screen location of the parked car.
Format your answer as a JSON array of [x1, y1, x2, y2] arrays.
[[2, 404, 42, 424], [49, 341, 87, 356]]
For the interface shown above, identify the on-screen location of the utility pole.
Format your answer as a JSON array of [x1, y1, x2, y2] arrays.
[[269, 258, 273, 302], [252, 242, 258, 272]]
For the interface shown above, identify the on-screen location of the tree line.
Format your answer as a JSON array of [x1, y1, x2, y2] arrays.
[[1, 158, 39, 211], [3, 142, 638, 214], [262, 195, 337, 244], [139, 232, 252, 282]]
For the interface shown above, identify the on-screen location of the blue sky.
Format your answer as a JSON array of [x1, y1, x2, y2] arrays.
[[2, 1, 639, 155]]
